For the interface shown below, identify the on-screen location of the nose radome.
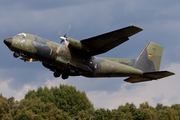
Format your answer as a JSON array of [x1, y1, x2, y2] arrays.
[[4, 38, 12, 47]]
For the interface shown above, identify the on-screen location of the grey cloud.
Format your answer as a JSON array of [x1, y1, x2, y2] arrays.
[[66, 77, 125, 93], [1, 0, 180, 108], [0, 67, 46, 90], [152, 95, 166, 104]]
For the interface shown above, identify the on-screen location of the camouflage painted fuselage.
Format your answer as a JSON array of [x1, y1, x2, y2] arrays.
[[4, 25, 174, 82], [5, 33, 143, 78]]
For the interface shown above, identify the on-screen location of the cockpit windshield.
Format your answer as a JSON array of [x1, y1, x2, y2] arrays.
[[16, 33, 26, 39]]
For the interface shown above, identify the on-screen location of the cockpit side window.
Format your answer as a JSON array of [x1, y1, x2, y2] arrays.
[[16, 33, 26, 39], [22, 35, 26, 39]]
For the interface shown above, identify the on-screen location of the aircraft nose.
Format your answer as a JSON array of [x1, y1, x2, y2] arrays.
[[4, 38, 12, 47]]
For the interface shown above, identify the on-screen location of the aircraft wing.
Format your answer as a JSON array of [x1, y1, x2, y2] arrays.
[[124, 71, 175, 83], [80, 25, 143, 55]]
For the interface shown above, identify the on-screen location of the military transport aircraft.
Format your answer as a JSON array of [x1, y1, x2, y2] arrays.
[[4, 25, 174, 83]]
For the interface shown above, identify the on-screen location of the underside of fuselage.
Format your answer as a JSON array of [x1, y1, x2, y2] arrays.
[[82, 57, 143, 78]]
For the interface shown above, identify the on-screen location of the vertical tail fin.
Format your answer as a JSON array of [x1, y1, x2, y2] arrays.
[[125, 42, 174, 83], [133, 42, 163, 72]]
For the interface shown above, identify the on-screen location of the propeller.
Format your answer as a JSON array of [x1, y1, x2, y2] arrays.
[[64, 24, 71, 37], [56, 25, 71, 54]]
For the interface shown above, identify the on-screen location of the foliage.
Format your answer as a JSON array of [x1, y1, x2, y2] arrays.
[[0, 84, 180, 119], [25, 84, 94, 117], [0, 94, 11, 119]]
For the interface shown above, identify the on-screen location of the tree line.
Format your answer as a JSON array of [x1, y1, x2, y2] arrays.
[[0, 84, 180, 120]]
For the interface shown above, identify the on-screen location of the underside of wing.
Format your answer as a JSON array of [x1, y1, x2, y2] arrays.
[[80, 25, 143, 56], [124, 71, 175, 83]]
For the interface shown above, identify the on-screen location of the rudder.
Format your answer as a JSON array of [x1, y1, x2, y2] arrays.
[[133, 42, 163, 72]]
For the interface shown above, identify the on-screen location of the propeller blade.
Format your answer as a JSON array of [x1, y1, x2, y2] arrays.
[[56, 44, 62, 54], [64, 39, 68, 45], [64, 39, 70, 47], [69, 24, 71, 29], [58, 30, 61, 36], [64, 24, 71, 37]]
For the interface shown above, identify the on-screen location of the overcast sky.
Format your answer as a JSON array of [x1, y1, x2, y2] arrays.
[[1, 0, 180, 109]]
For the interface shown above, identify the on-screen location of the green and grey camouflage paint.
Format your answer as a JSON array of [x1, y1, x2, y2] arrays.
[[4, 25, 174, 82]]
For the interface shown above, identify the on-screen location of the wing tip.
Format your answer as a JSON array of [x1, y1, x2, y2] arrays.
[[130, 25, 143, 31]]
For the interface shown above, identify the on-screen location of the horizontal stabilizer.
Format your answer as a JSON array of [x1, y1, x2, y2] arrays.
[[124, 71, 175, 83]]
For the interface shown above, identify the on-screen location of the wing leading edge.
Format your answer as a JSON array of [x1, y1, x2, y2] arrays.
[[80, 25, 143, 56]]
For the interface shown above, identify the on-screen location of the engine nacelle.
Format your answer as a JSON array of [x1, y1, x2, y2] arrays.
[[67, 37, 93, 52]]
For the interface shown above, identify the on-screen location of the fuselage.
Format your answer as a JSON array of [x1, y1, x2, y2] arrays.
[[4, 33, 143, 79]]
